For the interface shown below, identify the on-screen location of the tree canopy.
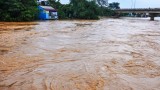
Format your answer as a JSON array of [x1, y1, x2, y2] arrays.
[[0, 0, 118, 21], [49, 0, 116, 19], [0, 0, 38, 21], [109, 2, 120, 9], [70, 0, 100, 19], [97, 0, 108, 7]]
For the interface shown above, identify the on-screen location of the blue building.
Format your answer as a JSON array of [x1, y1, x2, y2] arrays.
[[38, 6, 58, 20]]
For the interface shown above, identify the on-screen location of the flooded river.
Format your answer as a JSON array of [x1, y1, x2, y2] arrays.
[[0, 18, 160, 90]]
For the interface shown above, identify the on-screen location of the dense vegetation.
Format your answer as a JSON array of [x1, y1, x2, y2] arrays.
[[97, 0, 108, 7], [0, 0, 38, 21], [108, 2, 120, 9], [0, 0, 120, 21], [49, 0, 118, 20]]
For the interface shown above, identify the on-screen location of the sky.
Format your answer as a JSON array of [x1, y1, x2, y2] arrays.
[[60, 0, 160, 8]]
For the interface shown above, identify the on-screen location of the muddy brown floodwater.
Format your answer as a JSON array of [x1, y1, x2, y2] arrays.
[[0, 18, 160, 90]]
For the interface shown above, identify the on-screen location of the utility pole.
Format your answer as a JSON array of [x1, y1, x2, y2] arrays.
[[131, 0, 133, 8], [133, 0, 136, 8]]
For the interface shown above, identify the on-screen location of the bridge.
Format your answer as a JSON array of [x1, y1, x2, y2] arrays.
[[115, 8, 160, 20]]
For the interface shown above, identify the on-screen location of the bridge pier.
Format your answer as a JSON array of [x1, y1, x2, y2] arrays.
[[149, 13, 159, 21], [149, 13, 155, 21]]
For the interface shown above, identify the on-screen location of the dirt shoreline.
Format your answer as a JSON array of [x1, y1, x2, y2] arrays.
[[0, 18, 160, 90]]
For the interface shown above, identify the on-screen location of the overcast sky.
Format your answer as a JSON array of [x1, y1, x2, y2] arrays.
[[60, 0, 160, 8]]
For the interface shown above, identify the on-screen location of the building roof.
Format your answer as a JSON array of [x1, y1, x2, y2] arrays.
[[40, 6, 57, 12]]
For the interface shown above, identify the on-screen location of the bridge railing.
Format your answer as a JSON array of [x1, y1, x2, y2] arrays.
[[115, 8, 160, 11]]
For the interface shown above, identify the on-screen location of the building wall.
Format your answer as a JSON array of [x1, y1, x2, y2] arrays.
[[38, 6, 49, 20], [38, 6, 58, 20]]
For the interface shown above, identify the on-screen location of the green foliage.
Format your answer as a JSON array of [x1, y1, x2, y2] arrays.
[[70, 0, 100, 19], [0, 0, 38, 21], [109, 2, 120, 9], [59, 4, 73, 19], [50, 0, 115, 20], [99, 7, 116, 16], [97, 0, 108, 6]]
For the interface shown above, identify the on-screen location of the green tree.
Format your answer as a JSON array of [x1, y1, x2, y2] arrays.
[[99, 7, 116, 16], [109, 2, 120, 9], [49, 0, 115, 19], [97, 0, 108, 7], [70, 0, 100, 19], [48, 0, 61, 9], [0, 0, 38, 21]]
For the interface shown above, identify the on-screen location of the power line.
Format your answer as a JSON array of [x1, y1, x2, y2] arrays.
[[134, 0, 136, 8], [131, 0, 136, 8], [131, 0, 133, 8]]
